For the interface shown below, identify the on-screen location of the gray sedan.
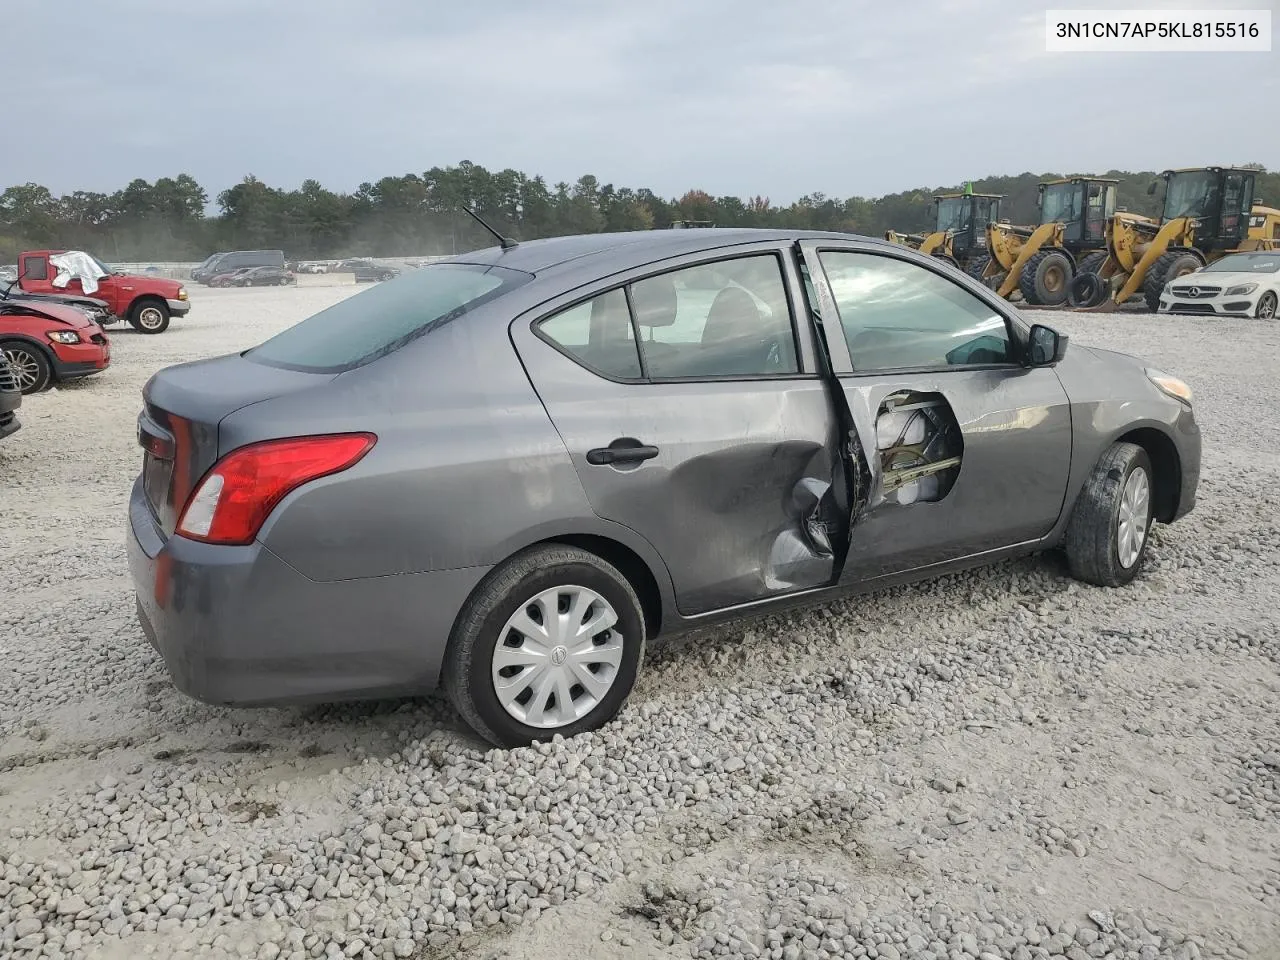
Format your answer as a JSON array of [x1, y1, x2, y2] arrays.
[[127, 229, 1200, 747]]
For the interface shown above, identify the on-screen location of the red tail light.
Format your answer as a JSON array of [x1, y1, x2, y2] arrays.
[[176, 433, 376, 546]]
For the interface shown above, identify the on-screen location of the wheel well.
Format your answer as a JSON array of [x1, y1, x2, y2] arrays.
[[545, 534, 664, 638], [1117, 427, 1181, 522], [0, 335, 55, 364]]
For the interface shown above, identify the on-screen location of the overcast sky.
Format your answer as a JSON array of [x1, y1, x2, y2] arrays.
[[6, 0, 1276, 204]]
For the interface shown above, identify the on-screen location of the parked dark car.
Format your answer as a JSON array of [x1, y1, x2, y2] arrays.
[[233, 266, 296, 287], [352, 260, 400, 283], [193, 250, 287, 284], [0, 348, 21, 439], [209, 268, 253, 288], [128, 228, 1200, 748]]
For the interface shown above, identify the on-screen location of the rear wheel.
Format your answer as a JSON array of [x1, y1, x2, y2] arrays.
[[443, 545, 647, 747], [129, 300, 170, 334], [1076, 252, 1107, 277], [1144, 251, 1203, 312], [964, 255, 1004, 290], [1256, 291, 1277, 320], [1019, 250, 1073, 307], [1063, 442, 1154, 587], [0, 341, 52, 394]]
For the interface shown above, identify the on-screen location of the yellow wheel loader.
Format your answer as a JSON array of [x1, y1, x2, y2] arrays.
[[884, 190, 1002, 275], [1068, 166, 1280, 312], [972, 177, 1120, 307]]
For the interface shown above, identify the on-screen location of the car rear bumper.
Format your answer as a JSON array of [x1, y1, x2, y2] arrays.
[[126, 477, 489, 706], [167, 299, 191, 317]]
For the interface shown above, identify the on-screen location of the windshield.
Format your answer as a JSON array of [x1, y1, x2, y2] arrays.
[[1041, 183, 1082, 224], [936, 197, 968, 232], [1203, 254, 1280, 274], [247, 261, 533, 373], [1163, 171, 1220, 220]]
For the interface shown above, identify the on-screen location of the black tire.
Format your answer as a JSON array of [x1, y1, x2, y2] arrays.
[[129, 299, 170, 334], [1063, 442, 1154, 587], [932, 254, 960, 271], [0, 340, 52, 394], [1143, 251, 1203, 312], [1019, 250, 1073, 307], [1068, 271, 1107, 308], [1256, 291, 1277, 320], [1076, 252, 1107, 277], [965, 256, 990, 281], [442, 544, 647, 748]]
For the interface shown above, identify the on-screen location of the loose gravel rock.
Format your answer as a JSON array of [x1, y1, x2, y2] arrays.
[[1, 281, 1277, 958]]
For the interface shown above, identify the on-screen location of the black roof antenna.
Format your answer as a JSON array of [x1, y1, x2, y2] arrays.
[[462, 206, 518, 250]]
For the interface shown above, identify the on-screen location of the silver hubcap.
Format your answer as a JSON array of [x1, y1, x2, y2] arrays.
[[139, 307, 163, 329], [1260, 295, 1277, 320], [492, 585, 624, 729], [3, 348, 40, 390], [1117, 467, 1151, 569]]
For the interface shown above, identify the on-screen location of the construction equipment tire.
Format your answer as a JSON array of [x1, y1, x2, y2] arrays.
[[1068, 271, 1107, 308], [1019, 250, 1073, 307], [1143, 251, 1203, 312]]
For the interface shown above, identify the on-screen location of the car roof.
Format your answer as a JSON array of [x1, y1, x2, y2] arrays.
[[440, 227, 899, 281]]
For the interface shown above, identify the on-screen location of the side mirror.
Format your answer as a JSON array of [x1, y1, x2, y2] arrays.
[[1027, 324, 1068, 366], [1146, 180, 1158, 196]]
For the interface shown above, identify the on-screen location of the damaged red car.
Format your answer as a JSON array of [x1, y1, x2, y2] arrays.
[[0, 299, 111, 394]]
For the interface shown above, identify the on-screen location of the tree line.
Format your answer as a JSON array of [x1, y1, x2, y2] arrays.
[[2, 161, 1275, 263]]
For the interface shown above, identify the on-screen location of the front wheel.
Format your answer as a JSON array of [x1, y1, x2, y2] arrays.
[[1063, 442, 1154, 587], [1, 341, 52, 394], [443, 545, 647, 747], [1019, 250, 1073, 307], [1144, 251, 1203, 312], [1257, 291, 1277, 320], [129, 300, 170, 334]]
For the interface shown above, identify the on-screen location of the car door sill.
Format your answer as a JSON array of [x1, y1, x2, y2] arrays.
[[677, 536, 1046, 624]]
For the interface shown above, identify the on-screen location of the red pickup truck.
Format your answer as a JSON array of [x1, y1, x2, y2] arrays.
[[14, 250, 191, 334]]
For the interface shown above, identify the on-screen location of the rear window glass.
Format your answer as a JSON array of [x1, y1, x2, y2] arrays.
[[247, 262, 532, 373]]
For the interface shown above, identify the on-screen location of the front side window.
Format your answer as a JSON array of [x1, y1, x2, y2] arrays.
[[818, 251, 1013, 372], [537, 289, 641, 379], [627, 254, 799, 378], [1163, 171, 1220, 220], [248, 262, 532, 373], [936, 198, 966, 232], [1043, 184, 1082, 223]]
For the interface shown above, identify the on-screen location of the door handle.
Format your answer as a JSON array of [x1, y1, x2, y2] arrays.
[[586, 440, 660, 465]]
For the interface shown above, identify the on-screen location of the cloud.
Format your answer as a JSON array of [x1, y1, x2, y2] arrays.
[[4, 0, 1276, 203]]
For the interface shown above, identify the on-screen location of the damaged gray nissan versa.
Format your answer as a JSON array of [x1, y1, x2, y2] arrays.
[[127, 228, 1200, 747]]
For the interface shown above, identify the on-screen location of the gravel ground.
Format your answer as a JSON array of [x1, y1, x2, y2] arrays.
[[1, 276, 1278, 960]]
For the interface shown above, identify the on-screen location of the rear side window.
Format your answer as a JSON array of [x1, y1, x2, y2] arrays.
[[628, 254, 799, 378], [538, 289, 641, 379], [247, 262, 532, 373]]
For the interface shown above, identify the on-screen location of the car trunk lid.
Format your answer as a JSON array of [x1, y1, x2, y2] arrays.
[[138, 353, 337, 537]]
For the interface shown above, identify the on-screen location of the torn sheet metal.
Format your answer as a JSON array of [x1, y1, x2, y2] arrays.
[[50, 251, 108, 295]]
